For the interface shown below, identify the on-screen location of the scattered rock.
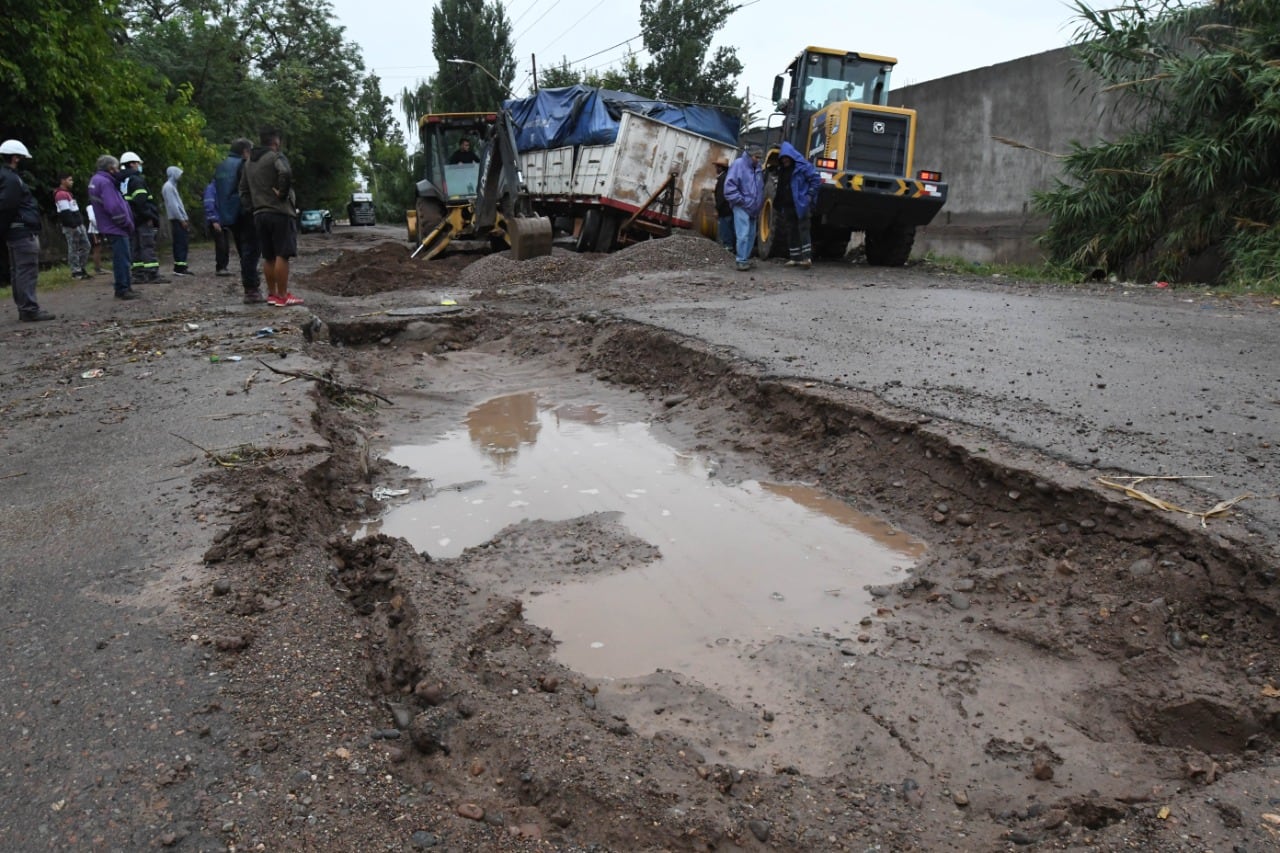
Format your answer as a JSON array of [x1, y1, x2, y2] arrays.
[[213, 634, 250, 652], [410, 830, 440, 849], [456, 802, 484, 821], [747, 819, 772, 842]]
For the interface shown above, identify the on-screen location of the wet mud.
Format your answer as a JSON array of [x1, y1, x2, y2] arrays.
[[185, 235, 1280, 850]]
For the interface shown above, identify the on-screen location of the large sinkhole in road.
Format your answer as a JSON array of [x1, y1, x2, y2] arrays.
[[367, 391, 924, 684]]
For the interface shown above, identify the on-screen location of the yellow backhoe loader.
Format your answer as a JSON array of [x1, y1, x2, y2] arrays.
[[408, 111, 552, 261]]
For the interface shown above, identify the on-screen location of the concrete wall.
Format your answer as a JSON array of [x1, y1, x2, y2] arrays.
[[890, 47, 1133, 264]]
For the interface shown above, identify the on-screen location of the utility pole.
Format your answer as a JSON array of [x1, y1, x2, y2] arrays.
[[531, 54, 539, 93]]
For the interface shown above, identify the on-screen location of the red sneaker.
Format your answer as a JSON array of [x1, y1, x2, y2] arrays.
[[266, 294, 285, 307], [282, 293, 305, 306]]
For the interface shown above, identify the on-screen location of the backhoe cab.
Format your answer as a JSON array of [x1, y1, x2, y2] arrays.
[[761, 47, 947, 264], [409, 111, 551, 260]]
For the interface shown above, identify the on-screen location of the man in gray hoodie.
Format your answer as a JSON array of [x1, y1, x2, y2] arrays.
[[161, 165, 192, 276]]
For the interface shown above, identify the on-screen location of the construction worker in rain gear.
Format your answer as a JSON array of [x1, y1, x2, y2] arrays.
[[119, 152, 167, 282]]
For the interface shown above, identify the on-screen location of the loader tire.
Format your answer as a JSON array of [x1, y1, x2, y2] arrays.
[[864, 223, 916, 266], [814, 226, 853, 259], [755, 175, 786, 259]]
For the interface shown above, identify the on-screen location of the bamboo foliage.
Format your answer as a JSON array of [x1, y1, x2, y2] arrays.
[[1036, 0, 1280, 286]]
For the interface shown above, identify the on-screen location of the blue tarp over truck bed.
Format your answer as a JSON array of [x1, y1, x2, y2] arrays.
[[503, 85, 740, 151]]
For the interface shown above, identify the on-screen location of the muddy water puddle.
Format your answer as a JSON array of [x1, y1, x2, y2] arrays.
[[366, 391, 923, 687]]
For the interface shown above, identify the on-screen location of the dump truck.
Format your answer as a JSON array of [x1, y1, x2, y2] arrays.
[[347, 192, 376, 226], [760, 46, 947, 264], [409, 87, 740, 259], [506, 86, 740, 252], [409, 110, 552, 260]]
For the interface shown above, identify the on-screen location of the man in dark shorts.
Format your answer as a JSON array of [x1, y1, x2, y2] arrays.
[[238, 128, 302, 306]]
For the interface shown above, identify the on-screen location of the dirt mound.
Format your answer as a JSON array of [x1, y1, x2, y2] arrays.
[[301, 241, 477, 296], [458, 248, 594, 291], [590, 232, 729, 279]]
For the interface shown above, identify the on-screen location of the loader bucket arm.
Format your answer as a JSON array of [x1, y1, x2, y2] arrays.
[[474, 110, 552, 259]]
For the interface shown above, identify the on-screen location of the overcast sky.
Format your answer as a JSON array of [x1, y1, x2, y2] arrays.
[[329, 0, 1081, 121]]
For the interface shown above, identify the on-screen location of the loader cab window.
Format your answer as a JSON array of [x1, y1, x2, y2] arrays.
[[799, 53, 893, 111], [423, 126, 482, 198]]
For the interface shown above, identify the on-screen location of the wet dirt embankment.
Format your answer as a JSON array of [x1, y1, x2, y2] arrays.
[[194, 234, 1280, 852]]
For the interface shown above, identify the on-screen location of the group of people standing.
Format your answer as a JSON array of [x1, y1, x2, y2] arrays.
[[713, 142, 822, 272], [2, 128, 304, 320]]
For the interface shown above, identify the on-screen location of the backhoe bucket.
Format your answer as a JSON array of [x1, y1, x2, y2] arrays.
[[507, 216, 553, 261], [411, 219, 455, 260]]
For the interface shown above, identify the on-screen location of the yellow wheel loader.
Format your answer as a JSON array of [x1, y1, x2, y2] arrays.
[[760, 47, 948, 264], [408, 111, 552, 261]]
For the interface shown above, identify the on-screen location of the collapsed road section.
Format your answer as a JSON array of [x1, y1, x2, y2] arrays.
[[184, 234, 1280, 852]]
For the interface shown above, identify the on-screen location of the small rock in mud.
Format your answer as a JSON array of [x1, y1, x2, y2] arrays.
[[414, 681, 446, 706], [211, 578, 232, 596], [747, 819, 772, 841], [953, 789, 970, 806], [1032, 757, 1055, 780], [409, 707, 457, 755], [409, 830, 440, 849], [948, 593, 971, 611], [213, 634, 251, 652], [538, 675, 560, 693], [952, 578, 976, 593], [456, 803, 484, 821]]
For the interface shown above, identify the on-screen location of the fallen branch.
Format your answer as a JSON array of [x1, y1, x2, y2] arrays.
[[1097, 475, 1267, 527], [0, 471, 28, 481], [244, 368, 261, 395], [169, 431, 328, 468], [255, 359, 393, 406], [991, 135, 1065, 159]]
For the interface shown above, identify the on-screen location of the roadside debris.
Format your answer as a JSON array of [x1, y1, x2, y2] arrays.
[[372, 486, 410, 501], [1096, 475, 1271, 526]]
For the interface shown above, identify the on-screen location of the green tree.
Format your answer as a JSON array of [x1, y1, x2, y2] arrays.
[[0, 0, 212, 198], [121, 0, 367, 211], [400, 82, 435, 148], [533, 3, 742, 108], [535, 53, 645, 92], [355, 73, 404, 153], [636, 0, 743, 106], [1035, 0, 1280, 287], [431, 0, 515, 112]]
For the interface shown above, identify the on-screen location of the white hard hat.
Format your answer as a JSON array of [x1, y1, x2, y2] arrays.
[[0, 139, 31, 158], [120, 151, 142, 165]]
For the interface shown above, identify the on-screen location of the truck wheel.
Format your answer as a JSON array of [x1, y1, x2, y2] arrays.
[[814, 226, 853, 259], [416, 198, 445, 244], [864, 223, 916, 266], [576, 209, 602, 253], [594, 210, 621, 252]]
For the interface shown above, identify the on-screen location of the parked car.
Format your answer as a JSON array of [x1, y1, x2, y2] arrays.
[[299, 209, 334, 233]]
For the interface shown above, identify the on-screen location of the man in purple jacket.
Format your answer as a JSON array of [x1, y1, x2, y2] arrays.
[[87, 155, 139, 300], [724, 146, 764, 271]]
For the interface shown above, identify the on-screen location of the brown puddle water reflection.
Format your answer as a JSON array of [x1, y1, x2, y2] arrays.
[[367, 392, 924, 685]]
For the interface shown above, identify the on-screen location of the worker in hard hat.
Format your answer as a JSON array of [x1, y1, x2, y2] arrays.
[[118, 151, 167, 283], [0, 139, 55, 321]]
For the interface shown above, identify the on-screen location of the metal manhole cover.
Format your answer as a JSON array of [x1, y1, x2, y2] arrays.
[[385, 305, 467, 317]]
